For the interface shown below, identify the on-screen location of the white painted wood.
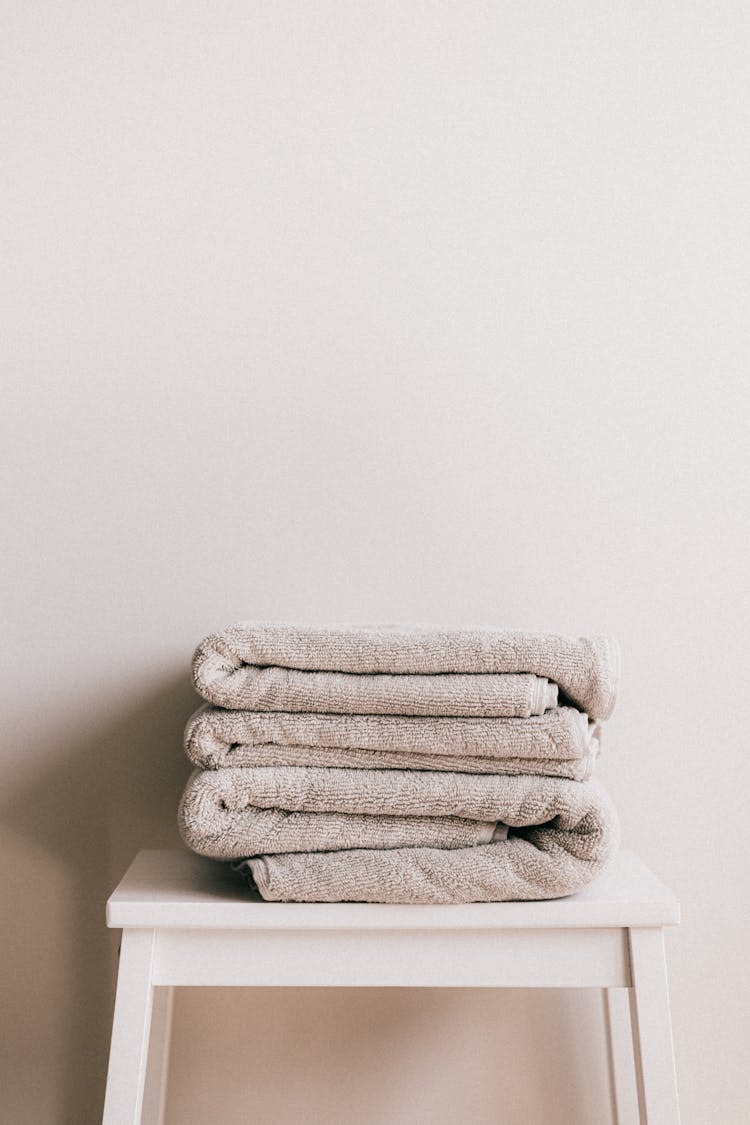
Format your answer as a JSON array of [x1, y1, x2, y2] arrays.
[[604, 988, 639, 1125], [141, 987, 173, 1125], [102, 929, 156, 1125], [155, 925, 627, 989], [107, 849, 680, 930], [628, 928, 681, 1125], [152, 926, 628, 988], [102, 852, 680, 1124]]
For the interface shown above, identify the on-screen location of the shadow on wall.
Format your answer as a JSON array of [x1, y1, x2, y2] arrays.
[[0, 673, 196, 1125], [0, 676, 614, 1125], [167, 984, 612, 1125]]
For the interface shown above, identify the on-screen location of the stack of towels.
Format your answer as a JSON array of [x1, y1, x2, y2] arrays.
[[178, 623, 620, 904]]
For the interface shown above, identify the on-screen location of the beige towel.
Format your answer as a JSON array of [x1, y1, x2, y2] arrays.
[[178, 768, 505, 859], [234, 778, 619, 903], [192, 623, 619, 720], [195, 665, 555, 718], [185, 705, 599, 782]]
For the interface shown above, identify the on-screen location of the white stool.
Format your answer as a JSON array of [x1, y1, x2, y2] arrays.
[[102, 848, 680, 1125]]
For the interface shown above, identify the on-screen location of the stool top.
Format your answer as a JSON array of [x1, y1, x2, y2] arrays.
[[107, 849, 679, 930]]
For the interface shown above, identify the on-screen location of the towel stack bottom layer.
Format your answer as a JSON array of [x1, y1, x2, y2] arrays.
[[178, 623, 620, 904]]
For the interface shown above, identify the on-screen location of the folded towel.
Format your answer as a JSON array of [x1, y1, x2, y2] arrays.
[[177, 764, 612, 856], [233, 777, 618, 903], [180, 763, 593, 821], [178, 768, 507, 858], [188, 741, 596, 781], [185, 705, 599, 781], [192, 623, 619, 720], [194, 666, 556, 718]]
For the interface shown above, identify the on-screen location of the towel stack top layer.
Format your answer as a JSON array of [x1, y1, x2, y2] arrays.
[[192, 623, 620, 720]]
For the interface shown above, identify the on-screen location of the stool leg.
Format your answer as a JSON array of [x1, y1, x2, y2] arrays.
[[141, 987, 174, 1125], [103, 929, 157, 1125], [604, 988, 639, 1125], [627, 928, 680, 1125]]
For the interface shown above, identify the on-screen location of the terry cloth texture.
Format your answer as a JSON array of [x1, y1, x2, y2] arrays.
[[184, 705, 599, 782], [178, 768, 506, 859], [192, 623, 619, 720], [177, 768, 611, 865], [233, 777, 619, 903], [193, 666, 556, 718], [179, 622, 621, 903]]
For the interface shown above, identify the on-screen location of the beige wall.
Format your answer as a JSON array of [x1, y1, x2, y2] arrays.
[[2, 3, 749, 1123]]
